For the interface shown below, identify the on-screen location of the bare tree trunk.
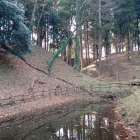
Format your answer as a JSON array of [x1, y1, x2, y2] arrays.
[[128, 28, 133, 63], [93, 32, 98, 65], [37, 28, 45, 47], [86, 21, 90, 65], [67, 19, 72, 66], [115, 34, 119, 53], [29, 0, 38, 30], [138, 35, 140, 51], [36, 1, 47, 47], [96, 44, 99, 68], [138, 36, 140, 51], [107, 31, 111, 63], [66, 28, 72, 66], [127, 29, 130, 59], [74, 0, 81, 71], [68, 45, 72, 66], [136, 17, 140, 51], [84, 24, 88, 67], [63, 47, 67, 62], [121, 36, 124, 52], [44, 15, 47, 49], [98, 0, 102, 74], [80, 26, 83, 70], [46, 15, 49, 51], [119, 35, 121, 53], [93, 45, 96, 62]]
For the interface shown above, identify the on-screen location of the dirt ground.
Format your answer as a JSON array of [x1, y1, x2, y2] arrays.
[[0, 46, 98, 122]]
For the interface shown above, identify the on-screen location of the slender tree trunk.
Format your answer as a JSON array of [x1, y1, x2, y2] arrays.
[[93, 32, 98, 64], [115, 34, 119, 53], [68, 45, 72, 66], [121, 36, 124, 52], [127, 29, 130, 59], [84, 24, 88, 67], [136, 17, 140, 51], [96, 44, 99, 67], [45, 15, 47, 49], [63, 47, 67, 62], [74, 0, 81, 71], [67, 7, 73, 66], [46, 15, 49, 51], [75, 27, 80, 70], [138, 35, 140, 51], [119, 35, 121, 52], [128, 28, 133, 63], [67, 28, 72, 66], [93, 45, 96, 62], [80, 26, 83, 70], [67, 19, 72, 66], [37, 28, 42, 46], [107, 31, 111, 63], [29, 0, 37, 30], [86, 21, 90, 65], [98, 0, 102, 74]]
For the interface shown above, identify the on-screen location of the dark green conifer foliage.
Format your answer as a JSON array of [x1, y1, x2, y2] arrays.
[[0, 0, 32, 57]]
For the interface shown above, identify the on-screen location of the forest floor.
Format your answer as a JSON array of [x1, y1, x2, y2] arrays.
[[0, 45, 101, 122], [82, 52, 140, 137], [0, 46, 140, 138]]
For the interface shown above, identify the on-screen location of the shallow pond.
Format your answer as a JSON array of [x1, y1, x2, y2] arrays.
[[0, 101, 138, 140]]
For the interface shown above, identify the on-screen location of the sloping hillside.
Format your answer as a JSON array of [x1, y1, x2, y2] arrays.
[[0, 45, 100, 99], [0, 45, 102, 124], [0, 46, 69, 99], [82, 52, 140, 82]]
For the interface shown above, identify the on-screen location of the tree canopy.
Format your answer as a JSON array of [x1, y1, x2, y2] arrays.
[[0, 0, 32, 57], [1, 0, 140, 72]]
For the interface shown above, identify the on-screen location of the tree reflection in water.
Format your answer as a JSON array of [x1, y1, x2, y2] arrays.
[[1, 102, 136, 140], [54, 111, 122, 140], [44, 103, 134, 140]]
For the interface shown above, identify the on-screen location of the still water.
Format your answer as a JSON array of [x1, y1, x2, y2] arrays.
[[0, 101, 137, 140]]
